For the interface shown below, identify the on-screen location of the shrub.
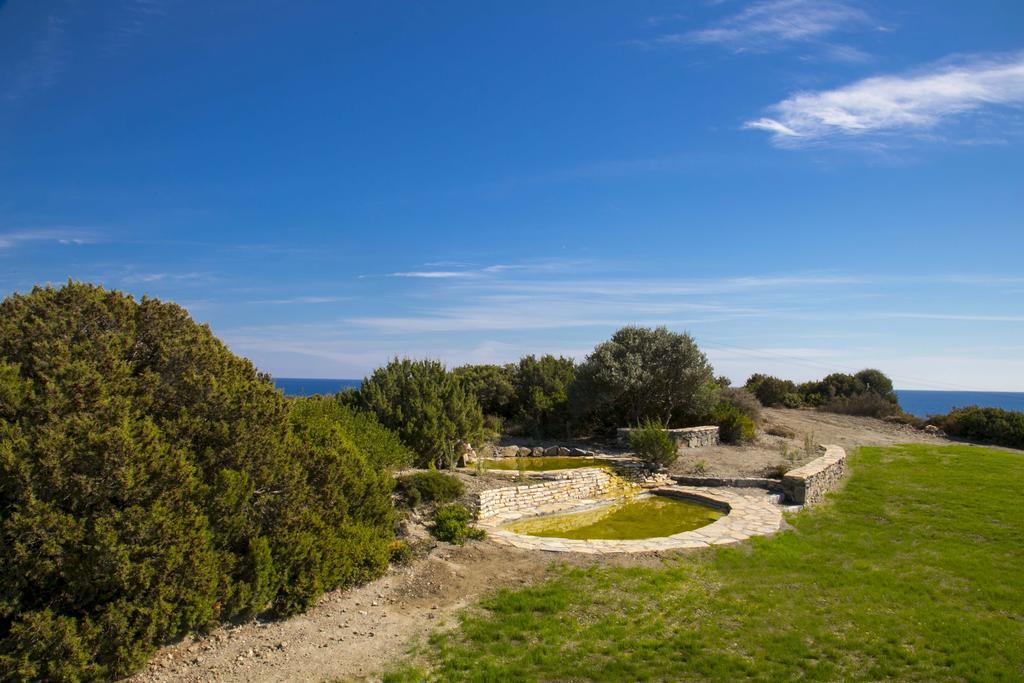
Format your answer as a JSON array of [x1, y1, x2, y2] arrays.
[[765, 424, 797, 439], [359, 358, 485, 468], [572, 326, 717, 432], [628, 419, 679, 468], [821, 392, 900, 419], [854, 369, 898, 403], [431, 504, 485, 545], [511, 355, 576, 438], [394, 471, 465, 508], [452, 364, 516, 418], [744, 374, 798, 408], [781, 392, 804, 408], [712, 403, 757, 444], [0, 283, 396, 680], [719, 387, 762, 422], [932, 406, 1024, 450], [289, 396, 414, 471]]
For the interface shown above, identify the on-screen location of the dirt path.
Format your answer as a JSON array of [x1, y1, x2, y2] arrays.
[[671, 408, 950, 478], [129, 539, 666, 683], [131, 409, 948, 682]]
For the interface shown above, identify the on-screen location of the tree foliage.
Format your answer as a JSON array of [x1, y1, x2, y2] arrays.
[[0, 283, 395, 680], [511, 355, 576, 437], [452, 364, 516, 418], [747, 369, 899, 416], [359, 358, 484, 468], [931, 406, 1024, 450], [571, 326, 717, 431]]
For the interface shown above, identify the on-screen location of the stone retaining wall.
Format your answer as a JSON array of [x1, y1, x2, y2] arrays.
[[781, 445, 846, 505], [483, 444, 597, 459], [616, 425, 719, 450], [671, 475, 782, 491], [477, 469, 631, 519]]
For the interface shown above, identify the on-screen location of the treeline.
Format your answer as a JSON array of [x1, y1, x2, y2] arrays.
[[744, 369, 900, 418], [344, 326, 760, 470], [0, 284, 409, 680]]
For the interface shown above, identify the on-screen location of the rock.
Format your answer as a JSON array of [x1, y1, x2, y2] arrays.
[[543, 446, 559, 456], [517, 446, 532, 457], [557, 446, 571, 456], [530, 447, 544, 457], [499, 446, 519, 458]]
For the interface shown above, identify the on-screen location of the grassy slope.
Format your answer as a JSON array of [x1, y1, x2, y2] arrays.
[[393, 445, 1024, 681]]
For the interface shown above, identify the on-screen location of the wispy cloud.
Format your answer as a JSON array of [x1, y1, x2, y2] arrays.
[[384, 263, 530, 279], [388, 271, 475, 279], [4, 11, 69, 102], [642, 0, 871, 53], [248, 296, 349, 305], [121, 271, 210, 285], [0, 228, 96, 250], [746, 52, 1024, 147]]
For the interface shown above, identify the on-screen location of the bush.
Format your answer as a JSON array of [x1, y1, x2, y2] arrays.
[[289, 396, 414, 471], [744, 374, 798, 408], [0, 283, 396, 680], [394, 471, 465, 508], [765, 424, 797, 439], [431, 504, 485, 545], [572, 326, 717, 432], [712, 403, 757, 444], [719, 387, 762, 422], [359, 358, 485, 468], [511, 355, 576, 438], [628, 419, 679, 468], [781, 392, 804, 408], [932, 406, 1024, 450], [821, 392, 901, 419], [452, 364, 516, 418]]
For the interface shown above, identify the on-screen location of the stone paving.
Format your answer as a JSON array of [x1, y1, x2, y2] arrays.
[[478, 486, 784, 554]]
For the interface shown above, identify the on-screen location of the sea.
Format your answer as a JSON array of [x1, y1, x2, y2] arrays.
[[274, 377, 361, 396], [895, 390, 1024, 418], [272, 378, 1024, 419]]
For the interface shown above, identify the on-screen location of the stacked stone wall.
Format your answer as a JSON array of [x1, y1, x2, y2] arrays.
[[477, 469, 629, 519], [616, 425, 719, 450], [781, 445, 847, 505]]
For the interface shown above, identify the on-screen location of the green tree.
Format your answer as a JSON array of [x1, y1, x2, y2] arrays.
[[572, 326, 717, 430], [854, 369, 897, 404], [745, 374, 799, 407], [452, 364, 516, 418], [359, 358, 484, 468], [512, 355, 576, 437], [0, 283, 395, 680]]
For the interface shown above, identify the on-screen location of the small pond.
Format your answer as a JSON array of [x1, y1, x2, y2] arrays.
[[481, 456, 612, 472], [504, 494, 723, 540]]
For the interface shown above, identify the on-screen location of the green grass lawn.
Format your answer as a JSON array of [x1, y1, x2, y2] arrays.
[[390, 445, 1024, 681]]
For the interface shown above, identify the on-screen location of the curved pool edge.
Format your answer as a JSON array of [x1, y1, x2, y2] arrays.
[[478, 486, 784, 554]]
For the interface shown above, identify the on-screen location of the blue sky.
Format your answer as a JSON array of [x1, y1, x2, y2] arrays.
[[1, 1, 1023, 390]]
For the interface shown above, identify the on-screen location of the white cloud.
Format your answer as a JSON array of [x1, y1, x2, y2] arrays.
[[650, 0, 870, 52], [0, 228, 96, 250], [248, 296, 348, 305], [746, 52, 1024, 146], [387, 271, 474, 279]]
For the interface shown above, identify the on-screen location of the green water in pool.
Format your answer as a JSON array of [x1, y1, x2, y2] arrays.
[[481, 457, 612, 471], [504, 495, 724, 540]]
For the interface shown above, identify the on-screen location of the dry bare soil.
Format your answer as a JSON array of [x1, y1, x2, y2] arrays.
[[128, 408, 949, 683]]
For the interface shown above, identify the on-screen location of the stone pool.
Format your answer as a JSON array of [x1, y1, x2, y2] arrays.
[[504, 493, 724, 540]]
